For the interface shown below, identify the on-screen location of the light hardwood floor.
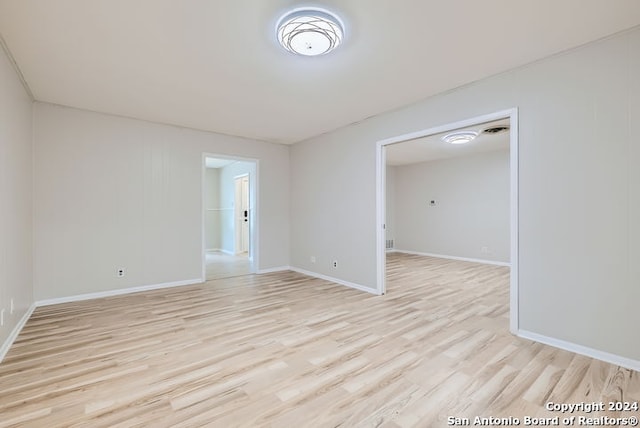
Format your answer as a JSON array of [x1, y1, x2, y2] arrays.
[[0, 253, 638, 427], [205, 251, 251, 281]]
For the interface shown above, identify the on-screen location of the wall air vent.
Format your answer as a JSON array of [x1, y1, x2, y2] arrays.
[[482, 125, 510, 134]]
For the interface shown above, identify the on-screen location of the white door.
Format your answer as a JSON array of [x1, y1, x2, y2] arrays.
[[234, 175, 250, 254]]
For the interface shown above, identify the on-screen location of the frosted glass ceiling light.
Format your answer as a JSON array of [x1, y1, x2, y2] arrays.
[[441, 131, 479, 145], [276, 8, 344, 56]]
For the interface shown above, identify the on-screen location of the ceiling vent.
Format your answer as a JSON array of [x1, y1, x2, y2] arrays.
[[482, 125, 510, 134]]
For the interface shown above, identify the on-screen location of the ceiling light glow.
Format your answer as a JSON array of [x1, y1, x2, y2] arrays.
[[441, 131, 479, 145], [276, 8, 344, 56]]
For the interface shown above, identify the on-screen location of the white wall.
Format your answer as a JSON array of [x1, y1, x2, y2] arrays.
[[0, 44, 33, 350], [290, 28, 640, 361], [33, 103, 289, 300], [218, 161, 255, 254], [385, 165, 395, 246], [204, 167, 221, 250], [392, 150, 510, 263]]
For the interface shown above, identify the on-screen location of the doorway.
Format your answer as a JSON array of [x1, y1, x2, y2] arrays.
[[202, 154, 258, 281], [376, 109, 519, 333]]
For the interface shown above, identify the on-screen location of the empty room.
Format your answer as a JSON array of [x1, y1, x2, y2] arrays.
[[1, 1, 639, 427]]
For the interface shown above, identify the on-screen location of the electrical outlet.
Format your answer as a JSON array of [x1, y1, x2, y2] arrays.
[[332, 260, 338, 269], [481, 246, 489, 255], [310, 256, 316, 263], [10, 299, 14, 314], [117, 268, 125, 277]]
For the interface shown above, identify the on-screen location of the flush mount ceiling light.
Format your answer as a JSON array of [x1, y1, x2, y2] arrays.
[[441, 131, 479, 145], [276, 7, 344, 56]]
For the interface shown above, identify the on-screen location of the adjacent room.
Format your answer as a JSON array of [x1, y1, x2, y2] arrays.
[[383, 117, 512, 291], [385, 120, 511, 265], [1, 1, 639, 426], [203, 156, 257, 281]]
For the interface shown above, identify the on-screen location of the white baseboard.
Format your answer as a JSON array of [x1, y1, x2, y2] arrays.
[[257, 266, 291, 274], [0, 303, 36, 364], [206, 248, 235, 256], [393, 249, 510, 267], [289, 267, 381, 296], [518, 329, 640, 372], [36, 278, 203, 307]]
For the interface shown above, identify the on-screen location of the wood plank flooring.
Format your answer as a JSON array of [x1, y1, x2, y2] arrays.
[[205, 251, 251, 281], [0, 253, 638, 427]]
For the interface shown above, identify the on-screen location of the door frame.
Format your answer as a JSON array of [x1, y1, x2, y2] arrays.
[[375, 108, 519, 333], [201, 153, 259, 280]]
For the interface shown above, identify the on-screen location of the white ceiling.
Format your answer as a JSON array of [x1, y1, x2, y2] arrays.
[[1, 1, 639, 144], [386, 119, 509, 166]]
